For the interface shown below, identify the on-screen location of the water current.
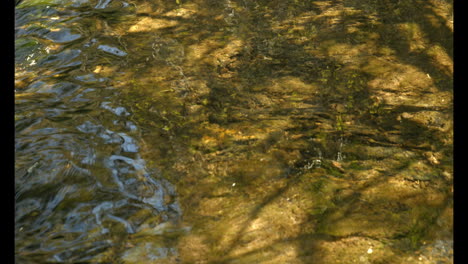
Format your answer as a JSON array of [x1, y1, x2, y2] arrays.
[[15, 0, 453, 263], [15, 1, 184, 262]]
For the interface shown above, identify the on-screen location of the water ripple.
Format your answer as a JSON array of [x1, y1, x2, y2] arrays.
[[15, 1, 183, 262]]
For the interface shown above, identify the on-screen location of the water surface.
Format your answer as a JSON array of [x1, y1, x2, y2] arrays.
[[15, 0, 453, 263]]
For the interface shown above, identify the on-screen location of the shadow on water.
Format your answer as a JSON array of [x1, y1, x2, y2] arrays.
[[15, 0, 452, 263]]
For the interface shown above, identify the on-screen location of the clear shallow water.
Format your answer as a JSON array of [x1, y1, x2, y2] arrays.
[[15, 0, 453, 263], [15, 1, 183, 262]]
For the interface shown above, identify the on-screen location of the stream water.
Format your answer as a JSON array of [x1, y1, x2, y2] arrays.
[[15, 0, 453, 263], [15, 1, 184, 262]]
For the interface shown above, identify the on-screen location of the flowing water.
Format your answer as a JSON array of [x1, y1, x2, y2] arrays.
[[15, 1, 184, 262], [15, 0, 453, 263]]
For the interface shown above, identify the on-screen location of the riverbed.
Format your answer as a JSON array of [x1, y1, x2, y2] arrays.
[[15, 0, 453, 263]]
